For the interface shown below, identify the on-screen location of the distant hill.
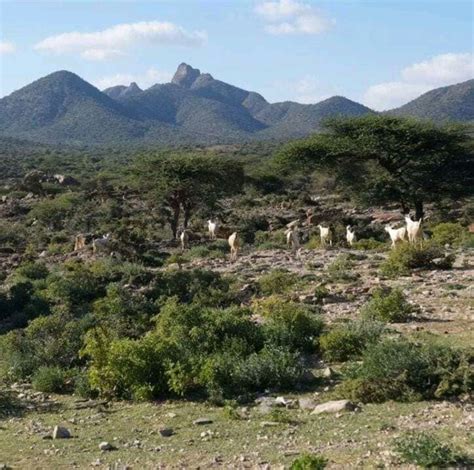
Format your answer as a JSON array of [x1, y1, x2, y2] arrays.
[[0, 63, 472, 146], [389, 79, 474, 122]]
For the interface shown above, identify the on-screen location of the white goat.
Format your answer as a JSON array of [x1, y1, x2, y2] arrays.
[[405, 215, 422, 245], [92, 233, 111, 254], [385, 225, 406, 248], [318, 225, 332, 247], [207, 220, 217, 240], [346, 225, 356, 247], [180, 229, 189, 251], [228, 232, 240, 261]]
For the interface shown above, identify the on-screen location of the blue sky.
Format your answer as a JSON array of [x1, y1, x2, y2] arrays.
[[0, 0, 473, 109]]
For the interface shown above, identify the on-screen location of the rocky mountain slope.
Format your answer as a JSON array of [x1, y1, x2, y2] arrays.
[[0, 63, 472, 146]]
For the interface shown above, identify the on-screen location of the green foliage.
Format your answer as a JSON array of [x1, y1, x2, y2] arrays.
[[431, 222, 468, 247], [28, 193, 82, 230], [254, 230, 286, 249], [258, 270, 298, 295], [32, 366, 68, 393], [336, 339, 473, 403], [394, 432, 467, 468], [12, 262, 49, 281], [320, 320, 386, 362], [352, 238, 386, 251], [290, 454, 328, 470], [360, 288, 415, 323], [380, 242, 454, 277], [326, 254, 358, 282]]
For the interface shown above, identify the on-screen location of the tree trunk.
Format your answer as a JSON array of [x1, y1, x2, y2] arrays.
[[414, 200, 424, 221], [169, 202, 180, 239]]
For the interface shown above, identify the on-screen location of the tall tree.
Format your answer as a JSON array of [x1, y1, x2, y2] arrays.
[[135, 153, 244, 238], [276, 115, 474, 219]]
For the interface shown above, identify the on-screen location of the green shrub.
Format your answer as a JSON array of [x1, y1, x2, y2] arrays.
[[305, 236, 321, 250], [290, 454, 327, 470], [394, 432, 467, 468], [313, 285, 329, 304], [320, 320, 386, 362], [360, 288, 415, 323], [431, 222, 467, 247], [73, 370, 97, 398], [12, 262, 49, 281], [336, 339, 473, 403], [352, 238, 386, 251], [32, 366, 68, 393], [254, 230, 286, 249], [380, 243, 454, 277], [258, 270, 298, 295], [326, 254, 358, 282]]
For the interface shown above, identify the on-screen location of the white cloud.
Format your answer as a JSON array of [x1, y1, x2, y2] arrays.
[[34, 21, 207, 61], [0, 41, 16, 55], [255, 0, 333, 35], [363, 52, 474, 111], [93, 67, 173, 90]]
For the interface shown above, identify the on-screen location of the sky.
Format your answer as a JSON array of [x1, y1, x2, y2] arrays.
[[0, 0, 473, 110]]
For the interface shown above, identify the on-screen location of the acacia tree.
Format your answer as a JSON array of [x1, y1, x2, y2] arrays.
[[135, 153, 245, 238], [276, 115, 473, 219]]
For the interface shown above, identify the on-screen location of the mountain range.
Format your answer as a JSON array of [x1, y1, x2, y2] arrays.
[[0, 63, 472, 147]]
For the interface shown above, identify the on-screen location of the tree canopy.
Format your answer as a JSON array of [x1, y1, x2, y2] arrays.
[[276, 115, 474, 219]]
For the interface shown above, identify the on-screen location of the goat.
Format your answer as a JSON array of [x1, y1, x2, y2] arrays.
[[92, 233, 111, 254], [74, 234, 86, 251], [180, 229, 189, 251], [207, 220, 217, 240], [346, 225, 356, 247], [405, 215, 422, 245], [318, 225, 332, 247], [228, 232, 240, 261], [385, 225, 406, 248]]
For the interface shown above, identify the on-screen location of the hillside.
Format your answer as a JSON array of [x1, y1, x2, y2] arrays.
[[390, 79, 474, 122], [0, 64, 472, 146]]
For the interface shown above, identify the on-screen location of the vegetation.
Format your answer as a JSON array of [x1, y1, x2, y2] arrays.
[[290, 454, 328, 469], [360, 288, 415, 323]]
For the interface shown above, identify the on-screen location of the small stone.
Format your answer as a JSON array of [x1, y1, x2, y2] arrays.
[[193, 418, 213, 425], [322, 367, 335, 378], [52, 426, 71, 439], [298, 398, 317, 410], [311, 400, 356, 415], [159, 428, 173, 437], [98, 441, 115, 451]]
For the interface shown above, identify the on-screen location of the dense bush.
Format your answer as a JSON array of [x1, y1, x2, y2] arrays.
[[290, 454, 328, 469], [82, 298, 317, 401], [258, 270, 298, 295], [380, 243, 454, 277], [326, 254, 358, 282], [32, 366, 68, 393], [394, 432, 468, 468], [336, 339, 473, 403], [320, 320, 386, 362], [431, 222, 468, 247], [360, 288, 415, 323], [352, 238, 386, 251]]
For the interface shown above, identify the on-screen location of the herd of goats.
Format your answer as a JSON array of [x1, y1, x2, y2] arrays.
[[72, 212, 423, 262]]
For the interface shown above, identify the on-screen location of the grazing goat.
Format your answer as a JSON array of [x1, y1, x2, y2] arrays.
[[92, 233, 111, 254], [207, 220, 217, 240], [346, 225, 356, 247], [180, 229, 189, 251], [74, 234, 86, 251], [285, 227, 300, 253], [228, 232, 240, 261], [385, 225, 406, 248], [318, 225, 332, 247], [405, 215, 422, 245]]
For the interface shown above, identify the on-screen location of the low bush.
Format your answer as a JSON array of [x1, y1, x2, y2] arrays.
[[336, 339, 473, 403], [380, 243, 454, 277], [431, 222, 467, 247], [394, 432, 467, 468], [258, 270, 298, 295], [305, 236, 321, 250], [313, 285, 329, 304], [290, 454, 327, 470], [352, 238, 386, 251], [254, 230, 286, 250], [360, 288, 415, 323], [32, 366, 68, 393], [326, 254, 358, 282], [320, 319, 386, 362]]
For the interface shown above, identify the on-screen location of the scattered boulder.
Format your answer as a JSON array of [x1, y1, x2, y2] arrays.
[[298, 397, 317, 410], [98, 441, 115, 451], [52, 426, 71, 439], [193, 417, 213, 425], [311, 400, 357, 415], [159, 428, 174, 437], [322, 367, 335, 378]]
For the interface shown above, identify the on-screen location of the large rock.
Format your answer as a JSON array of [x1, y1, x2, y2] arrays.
[[311, 400, 356, 415], [52, 425, 71, 439], [98, 441, 115, 451]]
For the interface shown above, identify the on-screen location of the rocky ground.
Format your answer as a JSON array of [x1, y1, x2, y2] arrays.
[[1, 245, 472, 469]]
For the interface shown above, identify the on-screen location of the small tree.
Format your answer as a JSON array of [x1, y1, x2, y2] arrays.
[[135, 153, 244, 238], [276, 115, 473, 219]]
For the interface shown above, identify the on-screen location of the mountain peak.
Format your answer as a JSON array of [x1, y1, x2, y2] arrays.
[[171, 63, 201, 88]]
